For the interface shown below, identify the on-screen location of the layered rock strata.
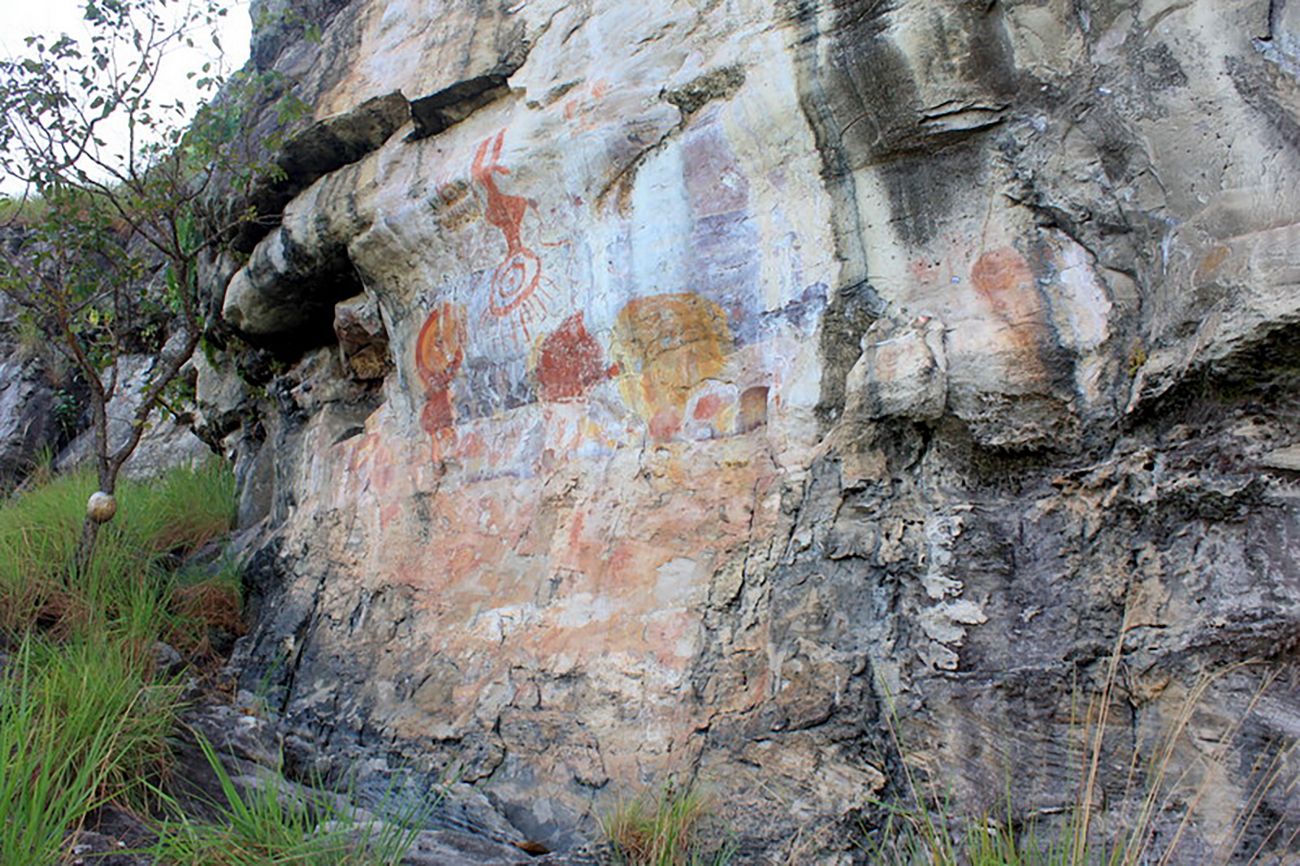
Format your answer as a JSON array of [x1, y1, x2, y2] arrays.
[[205, 1, 1300, 860]]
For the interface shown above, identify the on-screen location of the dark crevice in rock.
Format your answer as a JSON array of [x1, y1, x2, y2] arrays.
[[407, 43, 532, 141], [1266, 0, 1282, 41], [227, 244, 367, 359], [786, 0, 883, 422], [408, 75, 513, 140], [815, 278, 888, 425], [240, 535, 287, 633], [1124, 319, 1300, 430]]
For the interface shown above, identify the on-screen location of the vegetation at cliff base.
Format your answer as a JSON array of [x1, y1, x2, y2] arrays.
[[859, 654, 1300, 866], [0, 462, 238, 866], [602, 782, 735, 866], [1, 635, 180, 865], [148, 733, 427, 866]]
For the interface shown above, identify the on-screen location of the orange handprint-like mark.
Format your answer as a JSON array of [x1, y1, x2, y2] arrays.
[[472, 129, 548, 340]]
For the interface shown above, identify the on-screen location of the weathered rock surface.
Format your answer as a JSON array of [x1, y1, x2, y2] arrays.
[[0, 296, 61, 488], [204, 0, 1300, 861], [0, 357, 56, 485]]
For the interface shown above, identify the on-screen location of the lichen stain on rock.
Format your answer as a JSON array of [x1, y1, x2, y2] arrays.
[[429, 178, 480, 233], [611, 293, 733, 441]]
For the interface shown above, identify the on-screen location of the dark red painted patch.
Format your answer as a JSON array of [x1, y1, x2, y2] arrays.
[[421, 392, 455, 435], [535, 313, 613, 402]]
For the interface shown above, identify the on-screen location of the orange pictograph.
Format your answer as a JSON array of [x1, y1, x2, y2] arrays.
[[415, 301, 467, 462], [472, 130, 548, 339]]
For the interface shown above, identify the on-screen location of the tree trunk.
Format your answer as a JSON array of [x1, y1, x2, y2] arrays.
[[71, 394, 118, 581], [73, 515, 101, 579]]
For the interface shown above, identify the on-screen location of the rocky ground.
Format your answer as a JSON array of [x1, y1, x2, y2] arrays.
[[49, 647, 611, 866]]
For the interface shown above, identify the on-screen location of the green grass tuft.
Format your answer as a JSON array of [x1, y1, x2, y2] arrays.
[[0, 635, 180, 866], [148, 734, 428, 865], [0, 461, 236, 642], [602, 782, 735, 866]]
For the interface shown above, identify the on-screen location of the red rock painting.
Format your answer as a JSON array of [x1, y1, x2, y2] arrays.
[[693, 393, 723, 421], [472, 130, 547, 339], [561, 80, 610, 131], [534, 313, 616, 402], [414, 302, 467, 461]]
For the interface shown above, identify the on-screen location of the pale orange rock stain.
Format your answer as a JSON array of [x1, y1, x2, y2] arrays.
[[349, 400, 782, 740], [970, 247, 1048, 366], [343, 432, 396, 501], [1195, 244, 1231, 280]]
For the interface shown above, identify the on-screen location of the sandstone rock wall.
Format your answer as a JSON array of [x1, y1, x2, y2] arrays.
[[205, 0, 1300, 860]]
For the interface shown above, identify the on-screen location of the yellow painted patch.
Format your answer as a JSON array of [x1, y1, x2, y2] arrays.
[[610, 293, 732, 439]]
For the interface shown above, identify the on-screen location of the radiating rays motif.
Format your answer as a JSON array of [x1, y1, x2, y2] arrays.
[[471, 129, 552, 342]]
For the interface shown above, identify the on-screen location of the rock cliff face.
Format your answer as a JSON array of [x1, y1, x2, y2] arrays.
[[0, 294, 58, 486], [204, 0, 1300, 860]]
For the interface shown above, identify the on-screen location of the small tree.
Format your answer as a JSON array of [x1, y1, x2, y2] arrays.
[[0, 0, 261, 570]]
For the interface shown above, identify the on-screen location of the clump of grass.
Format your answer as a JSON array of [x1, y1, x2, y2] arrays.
[[148, 735, 427, 865], [118, 461, 238, 554], [0, 635, 181, 866], [0, 460, 239, 864], [165, 564, 247, 661], [602, 782, 735, 866], [0, 461, 237, 642], [864, 802, 1050, 866]]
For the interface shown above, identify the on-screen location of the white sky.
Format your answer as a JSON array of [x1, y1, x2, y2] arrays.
[[1, 0, 253, 195]]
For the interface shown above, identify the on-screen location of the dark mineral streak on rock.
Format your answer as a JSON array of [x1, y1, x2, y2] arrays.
[[785, 0, 882, 423]]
